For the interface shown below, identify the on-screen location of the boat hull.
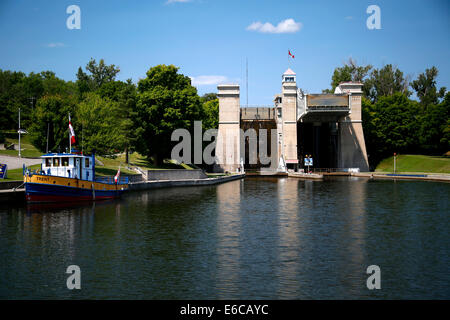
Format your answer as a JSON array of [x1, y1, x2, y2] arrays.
[[24, 174, 128, 203]]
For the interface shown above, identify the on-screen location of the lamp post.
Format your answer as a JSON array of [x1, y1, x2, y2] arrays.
[[394, 153, 397, 173]]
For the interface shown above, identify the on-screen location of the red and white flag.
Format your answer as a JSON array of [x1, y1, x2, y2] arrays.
[[69, 115, 76, 144], [114, 167, 121, 183], [288, 50, 295, 59]]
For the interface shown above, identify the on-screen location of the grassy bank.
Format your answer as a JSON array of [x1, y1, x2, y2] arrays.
[[375, 154, 450, 174], [0, 135, 42, 158], [96, 153, 193, 175], [3, 164, 41, 180]]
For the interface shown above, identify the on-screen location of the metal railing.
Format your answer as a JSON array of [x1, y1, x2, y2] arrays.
[[95, 176, 129, 185]]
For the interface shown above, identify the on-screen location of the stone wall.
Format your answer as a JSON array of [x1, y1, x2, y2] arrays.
[[146, 169, 208, 181]]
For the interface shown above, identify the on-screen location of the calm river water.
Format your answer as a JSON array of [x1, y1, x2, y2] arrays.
[[0, 177, 448, 299]]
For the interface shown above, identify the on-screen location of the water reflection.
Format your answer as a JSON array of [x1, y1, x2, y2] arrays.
[[276, 178, 301, 299], [215, 179, 242, 299], [0, 178, 448, 299]]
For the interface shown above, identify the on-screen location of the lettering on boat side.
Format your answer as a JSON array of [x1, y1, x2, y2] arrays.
[[366, 265, 381, 290], [36, 176, 50, 182], [66, 265, 81, 290]]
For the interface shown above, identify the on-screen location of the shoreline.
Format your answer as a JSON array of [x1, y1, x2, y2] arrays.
[[1, 171, 448, 204], [352, 172, 450, 182], [0, 174, 245, 204]]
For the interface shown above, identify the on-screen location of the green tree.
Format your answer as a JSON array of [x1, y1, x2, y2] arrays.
[[200, 92, 218, 103], [76, 58, 120, 96], [75, 93, 124, 155], [133, 64, 204, 165], [324, 58, 372, 93], [365, 64, 410, 102], [97, 79, 137, 163], [411, 66, 446, 106], [28, 94, 77, 153], [363, 93, 421, 166], [202, 98, 219, 130], [417, 92, 450, 153]]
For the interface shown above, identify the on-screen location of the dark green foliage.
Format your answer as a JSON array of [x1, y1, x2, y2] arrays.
[[134, 65, 204, 164], [202, 98, 219, 130], [329, 58, 372, 93], [363, 93, 420, 165], [417, 92, 450, 153], [75, 93, 124, 155], [0, 69, 75, 130], [29, 94, 77, 153], [97, 79, 138, 161], [365, 64, 411, 102], [411, 66, 446, 106], [363, 91, 449, 167], [200, 92, 218, 103], [76, 58, 120, 97]]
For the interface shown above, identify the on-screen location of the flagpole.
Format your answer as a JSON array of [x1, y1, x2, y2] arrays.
[[69, 112, 71, 154]]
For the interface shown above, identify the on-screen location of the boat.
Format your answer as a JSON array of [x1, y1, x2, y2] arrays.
[[24, 152, 128, 203]]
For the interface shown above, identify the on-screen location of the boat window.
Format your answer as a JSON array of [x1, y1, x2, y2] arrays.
[[62, 157, 69, 166], [85, 158, 90, 168], [53, 158, 60, 167], [45, 158, 52, 167]]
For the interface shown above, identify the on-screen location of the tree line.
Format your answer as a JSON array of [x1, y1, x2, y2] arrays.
[[0, 58, 448, 168], [323, 58, 449, 167], [0, 59, 218, 165]]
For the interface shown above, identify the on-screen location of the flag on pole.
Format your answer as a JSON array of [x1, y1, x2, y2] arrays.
[[114, 166, 121, 184], [69, 115, 76, 144], [288, 50, 295, 59]]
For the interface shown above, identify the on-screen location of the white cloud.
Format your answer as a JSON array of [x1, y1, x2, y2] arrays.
[[246, 18, 302, 34], [46, 42, 66, 48], [190, 75, 228, 86]]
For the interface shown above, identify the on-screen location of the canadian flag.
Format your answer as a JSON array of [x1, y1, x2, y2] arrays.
[[288, 50, 295, 59], [69, 115, 76, 144], [114, 167, 121, 184]]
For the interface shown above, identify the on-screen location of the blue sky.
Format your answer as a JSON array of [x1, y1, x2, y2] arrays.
[[0, 0, 449, 105]]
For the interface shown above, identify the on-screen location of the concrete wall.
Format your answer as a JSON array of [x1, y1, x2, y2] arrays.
[[130, 173, 244, 190], [282, 76, 298, 165], [0, 180, 23, 190], [146, 169, 207, 181], [122, 174, 144, 183], [336, 83, 369, 171], [215, 84, 241, 173]]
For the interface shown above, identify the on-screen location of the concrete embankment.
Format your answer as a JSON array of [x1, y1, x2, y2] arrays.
[[352, 172, 450, 182], [128, 173, 245, 191], [0, 180, 25, 203], [288, 172, 323, 180]]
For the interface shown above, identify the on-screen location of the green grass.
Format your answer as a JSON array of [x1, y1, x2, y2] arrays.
[[375, 154, 450, 174], [95, 153, 194, 176], [0, 135, 42, 158], [2, 164, 41, 181]]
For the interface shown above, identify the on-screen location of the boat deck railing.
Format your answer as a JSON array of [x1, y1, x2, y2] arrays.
[[95, 176, 129, 185], [23, 167, 129, 185]]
